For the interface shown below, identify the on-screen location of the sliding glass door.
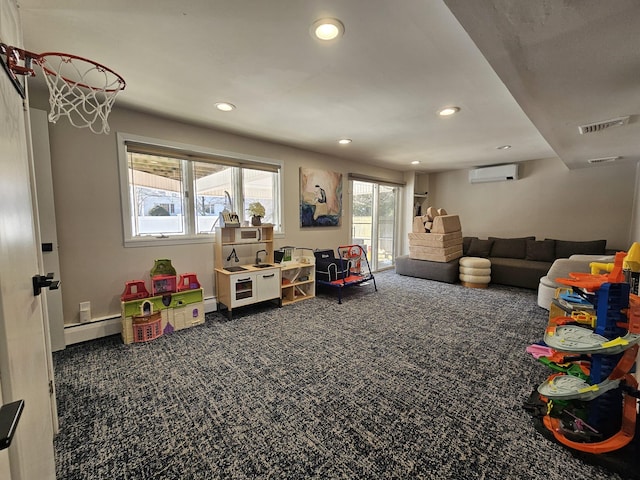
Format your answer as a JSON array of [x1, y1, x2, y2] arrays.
[[351, 180, 398, 271]]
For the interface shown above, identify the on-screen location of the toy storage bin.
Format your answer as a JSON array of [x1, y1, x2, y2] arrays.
[[132, 311, 162, 343]]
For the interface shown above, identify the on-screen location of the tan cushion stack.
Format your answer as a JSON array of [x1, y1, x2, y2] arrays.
[[459, 257, 492, 288], [409, 211, 463, 262]]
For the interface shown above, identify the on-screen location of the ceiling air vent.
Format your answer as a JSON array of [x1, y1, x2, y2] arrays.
[[578, 116, 629, 135], [587, 156, 621, 165]]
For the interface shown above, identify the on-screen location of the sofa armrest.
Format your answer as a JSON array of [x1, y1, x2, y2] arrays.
[[544, 256, 612, 287], [568, 254, 615, 262]]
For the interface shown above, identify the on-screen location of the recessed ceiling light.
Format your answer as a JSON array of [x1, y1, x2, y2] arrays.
[[215, 102, 236, 112], [496, 145, 512, 150], [411, 161, 420, 165], [311, 18, 345, 41], [438, 106, 460, 116], [338, 138, 352, 145]]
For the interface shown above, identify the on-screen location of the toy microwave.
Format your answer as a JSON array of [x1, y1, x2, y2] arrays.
[[234, 228, 261, 243]]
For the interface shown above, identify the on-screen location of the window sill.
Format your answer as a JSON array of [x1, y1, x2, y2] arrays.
[[124, 234, 215, 248], [124, 230, 285, 248]]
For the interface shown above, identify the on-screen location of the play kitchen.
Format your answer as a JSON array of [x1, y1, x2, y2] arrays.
[[214, 225, 280, 319], [213, 225, 316, 318]]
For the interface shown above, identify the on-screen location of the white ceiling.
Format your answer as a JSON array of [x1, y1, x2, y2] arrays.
[[12, 0, 640, 172]]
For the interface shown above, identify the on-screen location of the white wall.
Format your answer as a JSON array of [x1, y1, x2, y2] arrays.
[[28, 92, 404, 324], [429, 157, 636, 250], [30, 83, 640, 327]]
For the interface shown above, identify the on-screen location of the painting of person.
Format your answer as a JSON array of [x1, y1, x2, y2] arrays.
[[299, 168, 342, 227]]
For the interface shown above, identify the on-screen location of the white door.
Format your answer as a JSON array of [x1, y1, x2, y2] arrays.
[[0, 1, 57, 478]]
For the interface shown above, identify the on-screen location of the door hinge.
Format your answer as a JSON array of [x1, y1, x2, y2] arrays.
[[49, 380, 54, 396]]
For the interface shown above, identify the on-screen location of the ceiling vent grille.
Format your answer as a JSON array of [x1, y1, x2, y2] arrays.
[[587, 156, 621, 165], [578, 116, 629, 134]]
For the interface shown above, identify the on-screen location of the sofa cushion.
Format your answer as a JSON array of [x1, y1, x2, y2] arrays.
[[431, 214, 462, 234], [525, 239, 556, 262], [551, 239, 607, 259], [489, 257, 552, 289], [489, 236, 534, 259], [466, 238, 493, 257], [462, 236, 477, 256]]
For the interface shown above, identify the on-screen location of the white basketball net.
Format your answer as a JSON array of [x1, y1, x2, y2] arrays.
[[36, 54, 125, 135]]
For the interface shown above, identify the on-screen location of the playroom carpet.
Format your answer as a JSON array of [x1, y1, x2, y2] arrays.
[[53, 271, 626, 479]]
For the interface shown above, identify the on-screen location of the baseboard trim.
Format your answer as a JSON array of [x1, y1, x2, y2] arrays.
[[64, 317, 121, 346], [204, 296, 217, 313]]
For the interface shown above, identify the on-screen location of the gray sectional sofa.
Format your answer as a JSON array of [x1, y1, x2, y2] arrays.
[[395, 255, 459, 283], [396, 236, 609, 290], [465, 236, 608, 289]]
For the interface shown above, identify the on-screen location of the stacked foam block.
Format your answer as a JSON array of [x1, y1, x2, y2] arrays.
[[408, 207, 463, 262]]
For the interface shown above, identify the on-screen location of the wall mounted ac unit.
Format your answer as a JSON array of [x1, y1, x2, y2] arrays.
[[468, 164, 519, 184]]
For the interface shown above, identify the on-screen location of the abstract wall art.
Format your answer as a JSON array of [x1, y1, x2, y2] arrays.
[[299, 168, 342, 227]]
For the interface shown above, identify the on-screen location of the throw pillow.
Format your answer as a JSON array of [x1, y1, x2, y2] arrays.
[[525, 239, 556, 262], [552, 239, 607, 259], [488, 236, 535, 259], [466, 238, 494, 258], [463, 236, 478, 255]]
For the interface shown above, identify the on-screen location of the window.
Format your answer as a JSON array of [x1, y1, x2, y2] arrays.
[[118, 133, 282, 246]]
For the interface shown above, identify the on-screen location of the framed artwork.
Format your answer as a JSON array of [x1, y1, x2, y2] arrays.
[[300, 168, 342, 227]]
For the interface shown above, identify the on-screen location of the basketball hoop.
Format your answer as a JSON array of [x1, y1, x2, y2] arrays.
[[37, 52, 126, 134], [0, 44, 126, 134]]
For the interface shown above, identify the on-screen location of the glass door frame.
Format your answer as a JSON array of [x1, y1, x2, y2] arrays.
[[350, 179, 401, 272]]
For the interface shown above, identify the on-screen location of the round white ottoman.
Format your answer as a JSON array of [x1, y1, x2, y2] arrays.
[[459, 257, 491, 288], [537, 275, 557, 310]]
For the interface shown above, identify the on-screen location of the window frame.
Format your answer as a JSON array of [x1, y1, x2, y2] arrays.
[[117, 132, 283, 247]]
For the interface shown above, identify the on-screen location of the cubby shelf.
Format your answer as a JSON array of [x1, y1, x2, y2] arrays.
[[280, 260, 315, 306]]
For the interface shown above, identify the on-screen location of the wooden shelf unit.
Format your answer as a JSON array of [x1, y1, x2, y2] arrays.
[[280, 260, 315, 306], [214, 225, 274, 269]]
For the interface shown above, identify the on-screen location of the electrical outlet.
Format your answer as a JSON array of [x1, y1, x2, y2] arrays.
[[79, 301, 91, 323]]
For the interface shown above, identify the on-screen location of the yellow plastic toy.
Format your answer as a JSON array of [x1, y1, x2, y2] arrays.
[[570, 310, 597, 328], [589, 242, 640, 280], [589, 261, 614, 275], [624, 242, 640, 294], [625, 242, 640, 271]]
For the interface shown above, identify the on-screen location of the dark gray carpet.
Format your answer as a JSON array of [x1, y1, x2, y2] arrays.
[[53, 271, 622, 479]]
